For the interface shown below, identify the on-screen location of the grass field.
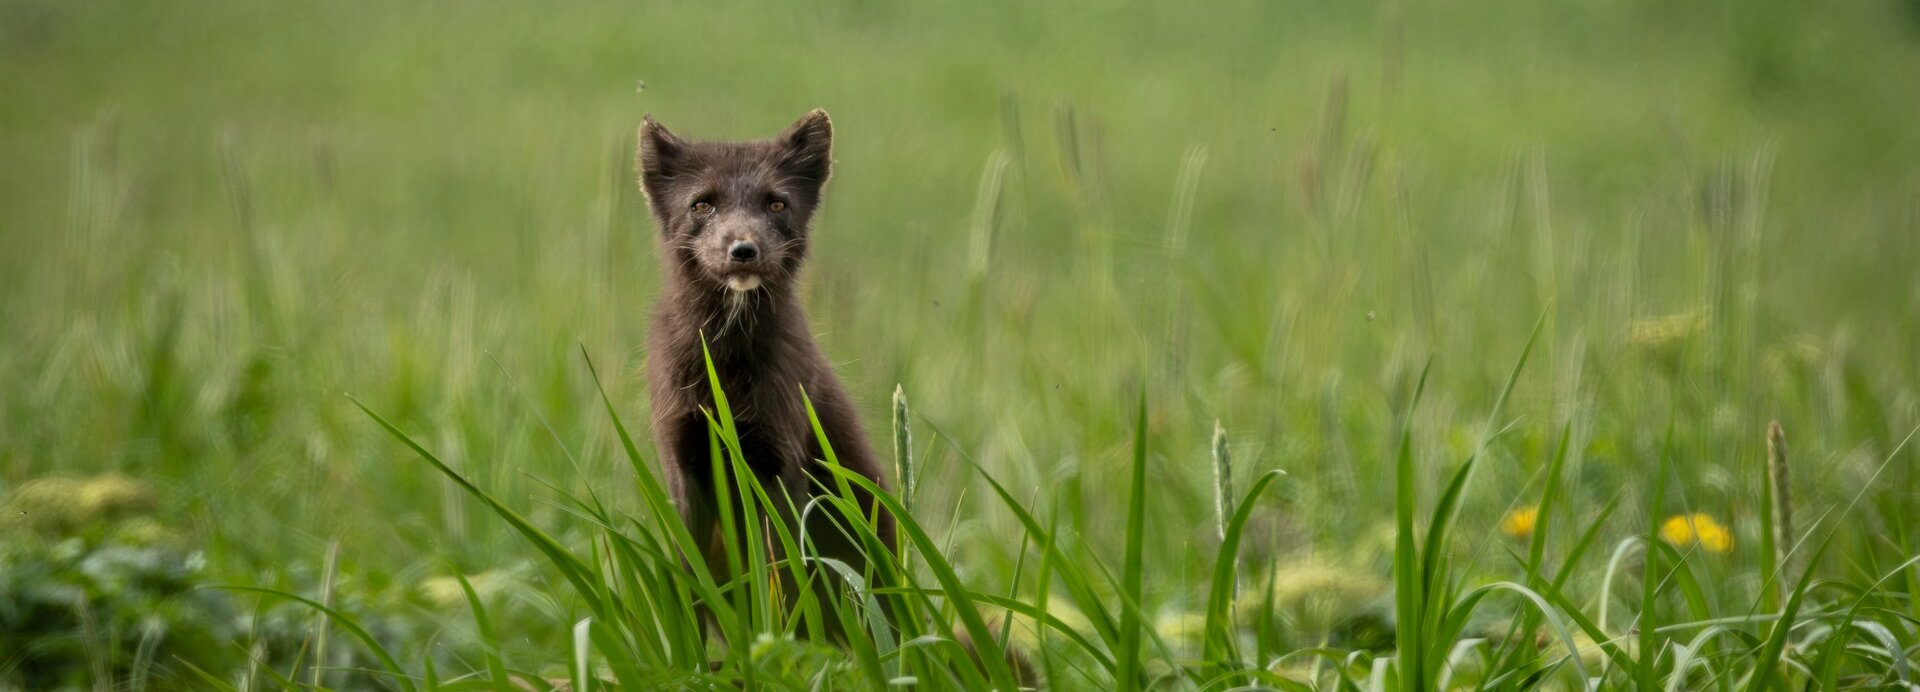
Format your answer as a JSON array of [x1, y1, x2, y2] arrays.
[[4, 0, 1920, 688]]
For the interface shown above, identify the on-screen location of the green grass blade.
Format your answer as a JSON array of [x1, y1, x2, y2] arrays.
[[925, 416, 1123, 651], [809, 555, 895, 689], [590, 619, 648, 689], [1203, 469, 1288, 676], [1393, 356, 1434, 692], [1117, 387, 1150, 691], [1527, 421, 1574, 582], [1423, 307, 1547, 599], [171, 657, 241, 692], [571, 618, 591, 692], [1550, 494, 1622, 596], [1648, 541, 1713, 625], [579, 347, 735, 623], [1455, 582, 1592, 687], [347, 396, 606, 617], [1744, 539, 1833, 692], [956, 591, 1117, 672], [820, 465, 1022, 690], [206, 585, 417, 692], [453, 570, 514, 692], [1637, 422, 1675, 690]]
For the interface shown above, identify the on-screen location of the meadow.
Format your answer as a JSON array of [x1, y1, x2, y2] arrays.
[[3, 0, 1920, 688]]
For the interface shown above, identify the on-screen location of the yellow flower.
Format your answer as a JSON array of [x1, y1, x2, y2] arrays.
[[1659, 513, 1732, 554], [1500, 506, 1540, 540]]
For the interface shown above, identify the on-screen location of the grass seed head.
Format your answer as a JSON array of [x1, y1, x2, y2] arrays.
[[1211, 419, 1233, 541]]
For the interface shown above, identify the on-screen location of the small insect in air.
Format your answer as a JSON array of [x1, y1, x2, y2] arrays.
[[1365, 310, 1377, 321], [634, 80, 648, 93]]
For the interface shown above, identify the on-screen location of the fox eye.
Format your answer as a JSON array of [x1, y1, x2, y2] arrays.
[[691, 201, 714, 215], [767, 200, 786, 213]]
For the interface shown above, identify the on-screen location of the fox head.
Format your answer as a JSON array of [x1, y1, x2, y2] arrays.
[[636, 110, 833, 294]]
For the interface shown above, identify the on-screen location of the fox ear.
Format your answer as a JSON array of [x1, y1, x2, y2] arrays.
[[775, 109, 833, 187], [637, 114, 690, 185]]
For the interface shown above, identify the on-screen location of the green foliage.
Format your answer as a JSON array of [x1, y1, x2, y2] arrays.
[[0, 526, 225, 690], [4, 0, 1920, 688], [0, 477, 416, 691]]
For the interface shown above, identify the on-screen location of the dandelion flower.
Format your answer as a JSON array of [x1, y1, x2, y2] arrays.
[[1500, 506, 1540, 540], [1659, 513, 1733, 554]]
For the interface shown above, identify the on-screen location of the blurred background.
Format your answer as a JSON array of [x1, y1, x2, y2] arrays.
[[2, 0, 1918, 685]]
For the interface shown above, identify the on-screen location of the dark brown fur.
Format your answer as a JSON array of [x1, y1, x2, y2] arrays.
[[636, 110, 895, 588], [636, 112, 1035, 687]]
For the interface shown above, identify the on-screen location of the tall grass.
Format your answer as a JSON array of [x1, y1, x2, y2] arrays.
[[5, 0, 1920, 689], [200, 331, 1918, 689], [202, 322, 1912, 688]]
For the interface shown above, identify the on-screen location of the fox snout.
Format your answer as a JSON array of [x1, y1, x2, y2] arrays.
[[727, 240, 758, 263], [703, 214, 779, 261], [695, 214, 784, 292], [709, 219, 772, 265]]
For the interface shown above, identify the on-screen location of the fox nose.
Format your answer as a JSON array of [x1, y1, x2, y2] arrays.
[[728, 240, 759, 263]]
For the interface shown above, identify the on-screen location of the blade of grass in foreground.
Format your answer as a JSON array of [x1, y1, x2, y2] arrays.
[[1489, 421, 1573, 679], [922, 415, 1123, 659], [1202, 469, 1288, 679], [821, 465, 1022, 690], [581, 346, 748, 665], [1393, 357, 1434, 692], [1117, 387, 1150, 691], [348, 396, 606, 620], [1446, 581, 1590, 686], [1745, 538, 1832, 692], [1637, 422, 1674, 691], [580, 347, 730, 589], [1422, 308, 1546, 603], [697, 337, 775, 646], [1747, 425, 1919, 691], [1411, 312, 1544, 687], [207, 585, 417, 692], [453, 570, 513, 692], [1526, 422, 1574, 585], [1809, 554, 1920, 687], [1498, 494, 1630, 678]]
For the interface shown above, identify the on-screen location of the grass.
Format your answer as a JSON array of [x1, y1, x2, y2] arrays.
[[4, 0, 1920, 688]]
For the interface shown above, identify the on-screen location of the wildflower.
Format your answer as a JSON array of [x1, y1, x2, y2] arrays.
[[1500, 506, 1540, 540], [1659, 513, 1733, 554]]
